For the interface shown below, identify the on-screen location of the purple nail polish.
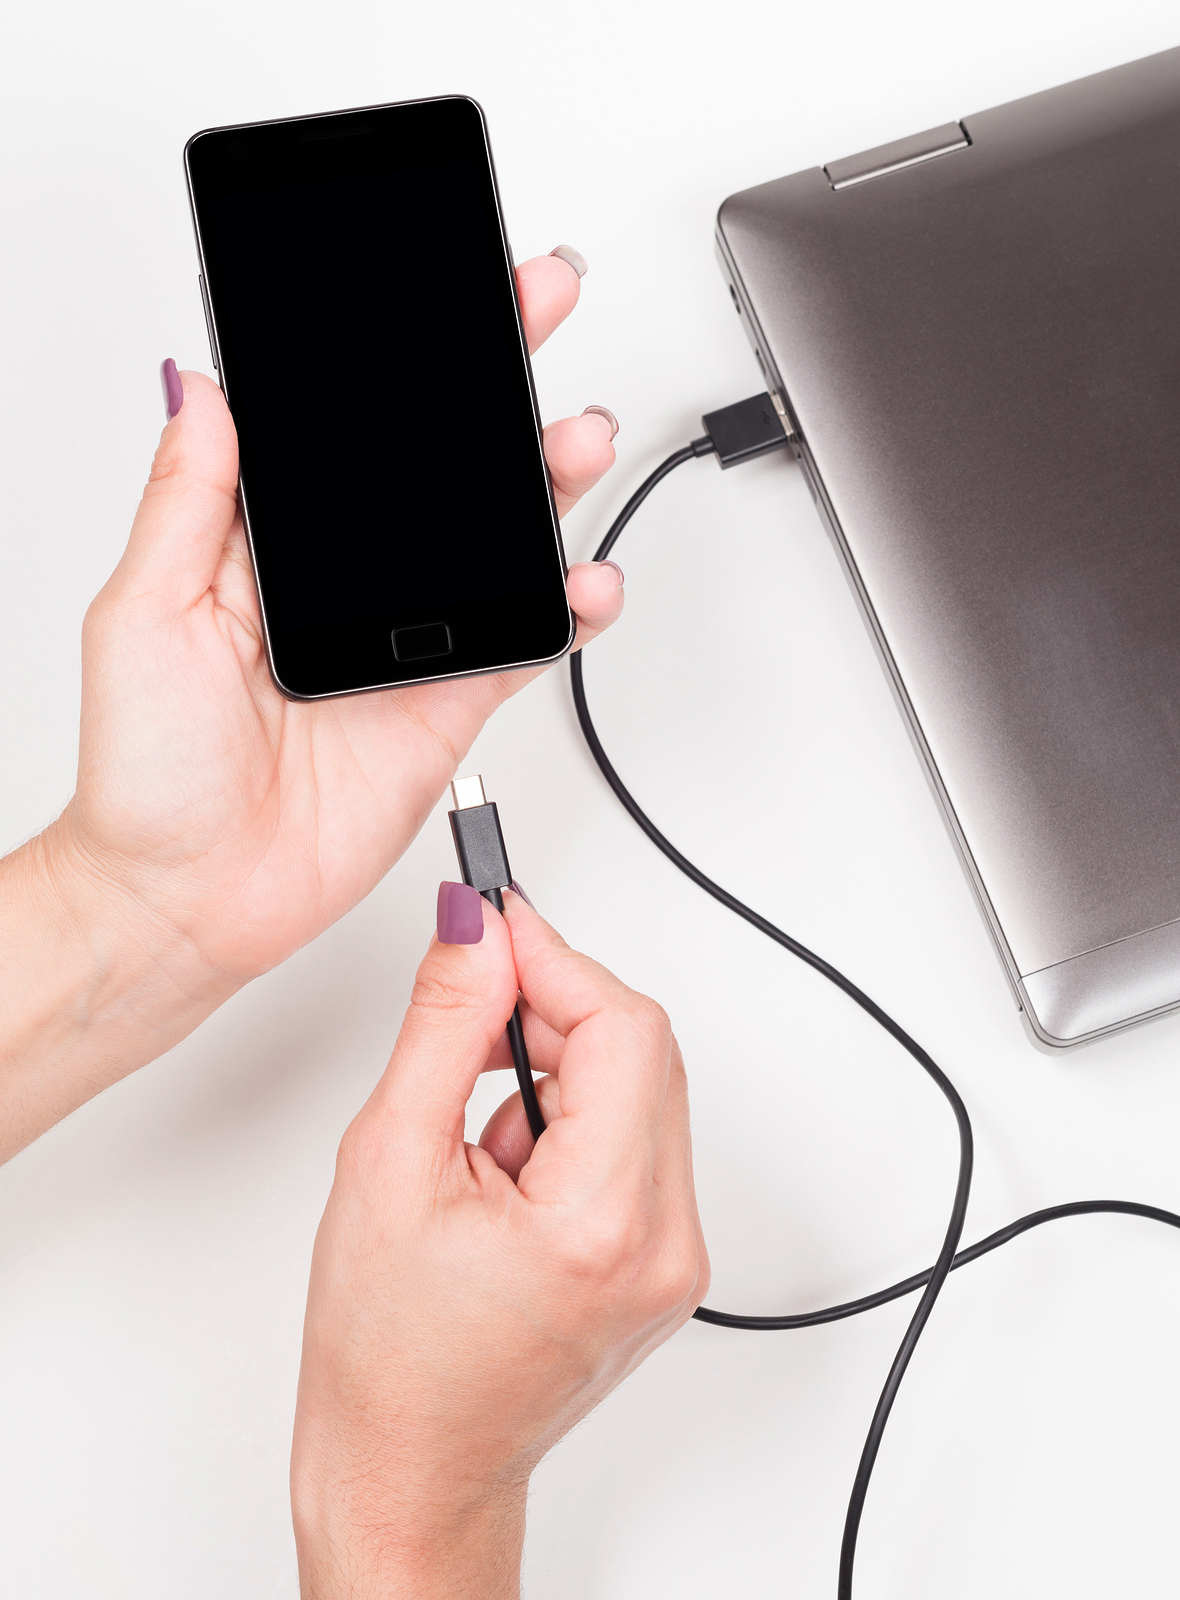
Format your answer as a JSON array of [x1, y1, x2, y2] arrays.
[[549, 244, 588, 278], [437, 881, 484, 945], [582, 404, 619, 440], [160, 358, 183, 421], [599, 560, 624, 586], [509, 880, 535, 909]]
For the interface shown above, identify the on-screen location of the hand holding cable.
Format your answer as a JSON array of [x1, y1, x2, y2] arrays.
[[291, 887, 709, 1599]]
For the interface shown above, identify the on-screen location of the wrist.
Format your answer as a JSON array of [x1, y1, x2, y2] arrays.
[[292, 1444, 527, 1600], [0, 811, 240, 1159]]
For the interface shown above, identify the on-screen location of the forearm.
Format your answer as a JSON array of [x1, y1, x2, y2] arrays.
[[0, 816, 238, 1161]]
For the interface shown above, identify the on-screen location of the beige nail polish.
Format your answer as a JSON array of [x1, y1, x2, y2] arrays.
[[550, 244, 589, 278], [582, 404, 619, 440]]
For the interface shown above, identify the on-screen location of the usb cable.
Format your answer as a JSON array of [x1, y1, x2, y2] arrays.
[[447, 775, 546, 1141]]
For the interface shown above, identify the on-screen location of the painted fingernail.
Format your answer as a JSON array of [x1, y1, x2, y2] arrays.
[[550, 244, 588, 278], [437, 881, 484, 945], [509, 880, 535, 909], [598, 560, 624, 586], [160, 358, 183, 421], [582, 404, 619, 439]]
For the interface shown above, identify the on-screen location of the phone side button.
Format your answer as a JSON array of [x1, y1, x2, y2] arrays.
[[391, 622, 453, 663], [198, 275, 218, 371]]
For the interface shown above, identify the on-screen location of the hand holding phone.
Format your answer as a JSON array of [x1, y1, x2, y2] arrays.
[[25, 248, 619, 1154]]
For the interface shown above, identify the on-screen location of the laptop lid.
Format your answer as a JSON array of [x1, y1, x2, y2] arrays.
[[717, 47, 1180, 1047]]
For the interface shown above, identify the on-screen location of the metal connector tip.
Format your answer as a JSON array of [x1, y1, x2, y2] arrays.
[[450, 774, 487, 810]]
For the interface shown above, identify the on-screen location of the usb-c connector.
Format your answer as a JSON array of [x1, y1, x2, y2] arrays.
[[448, 776, 513, 894], [450, 774, 488, 810], [446, 775, 545, 1141]]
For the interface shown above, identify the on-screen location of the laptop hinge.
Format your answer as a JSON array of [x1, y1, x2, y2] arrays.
[[825, 122, 970, 190]]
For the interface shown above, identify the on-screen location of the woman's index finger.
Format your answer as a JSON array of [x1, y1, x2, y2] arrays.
[[502, 897, 674, 1171]]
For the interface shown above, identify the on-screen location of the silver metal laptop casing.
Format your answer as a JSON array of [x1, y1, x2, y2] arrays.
[[717, 47, 1180, 1048]]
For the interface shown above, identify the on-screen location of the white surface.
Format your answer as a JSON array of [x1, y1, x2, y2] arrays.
[[3, 4, 1180, 1596]]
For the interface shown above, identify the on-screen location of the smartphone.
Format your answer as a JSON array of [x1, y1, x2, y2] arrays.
[[184, 97, 574, 699]]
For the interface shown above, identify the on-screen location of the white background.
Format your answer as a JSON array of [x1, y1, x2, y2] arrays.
[[3, 3, 1180, 1596]]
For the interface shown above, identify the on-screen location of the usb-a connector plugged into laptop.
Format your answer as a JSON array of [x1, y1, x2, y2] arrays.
[[699, 390, 795, 466]]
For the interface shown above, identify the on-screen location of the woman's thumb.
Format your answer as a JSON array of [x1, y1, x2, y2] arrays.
[[372, 888, 521, 1152], [110, 365, 240, 619]]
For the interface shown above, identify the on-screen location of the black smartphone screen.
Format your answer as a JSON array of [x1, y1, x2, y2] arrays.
[[185, 97, 573, 698]]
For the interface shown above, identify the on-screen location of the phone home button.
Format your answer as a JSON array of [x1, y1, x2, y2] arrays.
[[391, 621, 453, 664]]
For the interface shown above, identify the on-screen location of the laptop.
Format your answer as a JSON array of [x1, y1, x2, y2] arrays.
[[717, 46, 1180, 1048]]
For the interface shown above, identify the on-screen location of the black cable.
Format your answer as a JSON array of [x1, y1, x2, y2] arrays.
[[484, 885, 546, 1141], [692, 1198, 1180, 1329], [568, 436, 1180, 1598], [587, 441, 712, 562]]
